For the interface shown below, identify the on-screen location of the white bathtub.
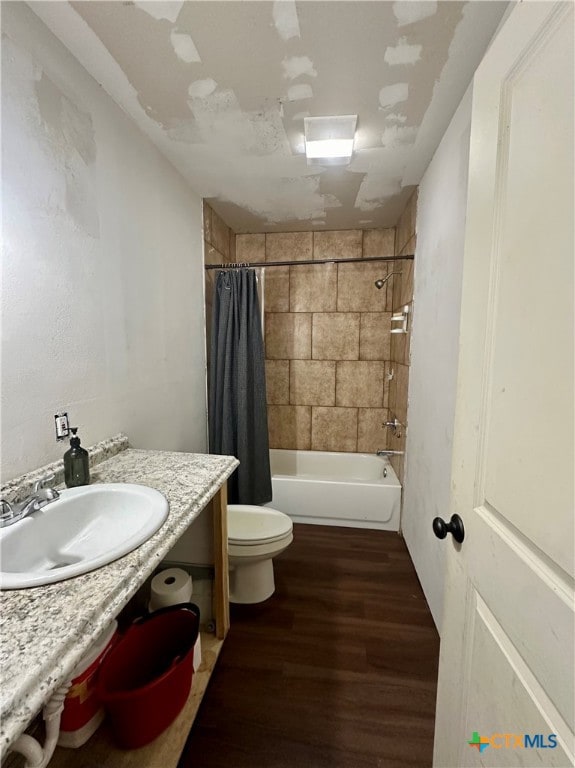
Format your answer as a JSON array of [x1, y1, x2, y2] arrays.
[[266, 449, 401, 530]]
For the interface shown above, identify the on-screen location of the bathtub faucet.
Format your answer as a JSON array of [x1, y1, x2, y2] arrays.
[[376, 449, 404, 457]]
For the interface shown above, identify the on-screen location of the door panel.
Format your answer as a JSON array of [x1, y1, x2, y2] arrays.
[[463, 592, 571, 767], [482, 10, 574, 573], [434, 4, 574, 766], [467, 506, 574, 732]]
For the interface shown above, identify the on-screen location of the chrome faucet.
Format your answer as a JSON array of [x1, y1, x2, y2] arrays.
[[376, 449, 404, 457], [0, 475, 60, 528]]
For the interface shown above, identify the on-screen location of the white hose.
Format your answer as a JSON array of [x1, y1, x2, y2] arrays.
[[5, 735, 43, 768], [4, 682, 70, 768], [38, 682, 69, 767]]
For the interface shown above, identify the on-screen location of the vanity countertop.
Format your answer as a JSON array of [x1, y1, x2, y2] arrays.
[[0, 447, 239, 752]]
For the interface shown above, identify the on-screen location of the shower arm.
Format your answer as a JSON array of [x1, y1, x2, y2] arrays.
[[374, 271, 401, 289]]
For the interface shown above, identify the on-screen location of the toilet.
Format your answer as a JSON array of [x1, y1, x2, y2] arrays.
[[227, 505, 293, 604]]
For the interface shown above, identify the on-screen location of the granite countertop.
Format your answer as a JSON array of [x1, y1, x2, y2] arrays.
[[0, 447, 238, 753]]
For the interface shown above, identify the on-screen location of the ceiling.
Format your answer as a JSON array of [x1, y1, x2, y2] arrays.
[[29, 1, 508, 233]]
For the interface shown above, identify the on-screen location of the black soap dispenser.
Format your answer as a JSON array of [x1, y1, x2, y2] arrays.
[[64, 428, 90, 488]]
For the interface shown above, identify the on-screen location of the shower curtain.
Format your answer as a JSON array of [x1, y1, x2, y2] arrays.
[[209, 268, 272, 505]]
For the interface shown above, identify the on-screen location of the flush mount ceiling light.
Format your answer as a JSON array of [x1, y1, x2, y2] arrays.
[[304, 115, 358, 166]]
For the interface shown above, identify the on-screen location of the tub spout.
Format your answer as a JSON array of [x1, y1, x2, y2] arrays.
[[376, 449, 404, 456]]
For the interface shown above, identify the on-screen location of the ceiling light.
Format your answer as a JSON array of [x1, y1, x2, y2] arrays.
[[304, 115, 357, 165]]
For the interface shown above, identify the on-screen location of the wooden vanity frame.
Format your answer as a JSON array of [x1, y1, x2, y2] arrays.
[[212, 483, 230, 640], [49, 484, 230, 768]]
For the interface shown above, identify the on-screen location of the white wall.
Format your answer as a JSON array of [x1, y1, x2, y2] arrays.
[[402, 87, 472, 632], [1, 4, 207, 482]]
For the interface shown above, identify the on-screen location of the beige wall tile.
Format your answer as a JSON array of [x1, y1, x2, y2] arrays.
[[399, 233, 416, 257], [264, 265, 289, 312], [389, 427, 406, 484], [360, 313, 391, 360], [336, 361, 384, 407], [357, 408, 389, 453], [407, 189, 418, 243], [390, 326, 405, 365], [204, 243, 226, 266], [290, 263, 337, 312], [391, 260, 402, 310], [391, 256, 414, 312], [385, 260, 400, 309], [389, 419, 406, 450], [337, 261, 392, 312], [211, 210, 230, 259], [266, 360, 289, 405], [266, 232, 313, 262], [396, 250, 415, 308], [268, 405, 311, 449], [265, 313, 311, 359], [311, 407, 358, 452], [203, 201, 212, 246], [236, 233, 265, 264], [383, 361, 392, 408], [314, 230, 363, 261], [404, 315, 412, 366], [395, 216, 407, 258], [205, 269, 215, 308], [388, 368, 397, 417], [392, 363, 409, 426], [312, 313, 360, 360], [395, 189, 417, 255], [362, 229, 395, 259], [409, 233, 417, 256], [290, 360, 336, 406], [202, 223, 405, 455]]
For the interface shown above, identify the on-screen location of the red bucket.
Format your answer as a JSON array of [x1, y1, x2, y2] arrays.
[[97, 603, 200, 749]]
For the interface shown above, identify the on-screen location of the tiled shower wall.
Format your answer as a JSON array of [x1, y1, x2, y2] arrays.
[[203, 202, 236, 367], [387, 190, 417, 483], [235, 229, 397, 453]]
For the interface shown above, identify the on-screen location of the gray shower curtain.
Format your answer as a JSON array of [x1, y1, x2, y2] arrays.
[[209, 268, 272, 505]]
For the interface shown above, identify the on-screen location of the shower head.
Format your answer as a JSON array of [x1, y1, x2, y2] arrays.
[[374, 271, 400, 289]]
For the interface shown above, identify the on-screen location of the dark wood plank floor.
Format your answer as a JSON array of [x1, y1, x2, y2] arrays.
[[179, 524, 439, 768]]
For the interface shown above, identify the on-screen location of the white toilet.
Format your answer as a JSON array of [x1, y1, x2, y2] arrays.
[[227, 505, 293, 604]]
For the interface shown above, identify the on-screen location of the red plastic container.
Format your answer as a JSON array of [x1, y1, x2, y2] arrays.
[[59, 620, 118, 747], [97, 603, 200, 749]]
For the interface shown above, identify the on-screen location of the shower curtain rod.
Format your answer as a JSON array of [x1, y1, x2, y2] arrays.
[[205, 254, 414, 270]]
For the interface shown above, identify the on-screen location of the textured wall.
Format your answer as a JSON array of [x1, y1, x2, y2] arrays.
[[1, 4, 207, 481], [235, 229, 397, 453], [387, 191, 418, 484], [402, 88, 472, 631]]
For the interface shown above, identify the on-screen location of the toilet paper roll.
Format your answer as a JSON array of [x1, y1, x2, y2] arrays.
[[149, 568, 193, 611]]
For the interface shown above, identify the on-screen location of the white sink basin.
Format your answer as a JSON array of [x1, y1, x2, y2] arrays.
[[0, 484, 169, 589]]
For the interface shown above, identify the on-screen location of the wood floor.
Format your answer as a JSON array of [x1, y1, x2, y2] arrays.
[[179, 524, 440, 768]]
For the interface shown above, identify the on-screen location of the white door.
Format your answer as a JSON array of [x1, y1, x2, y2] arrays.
[[433, 3, 574, 767]]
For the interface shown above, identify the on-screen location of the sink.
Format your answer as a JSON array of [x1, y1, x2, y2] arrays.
[[0, 484, 169, 589]]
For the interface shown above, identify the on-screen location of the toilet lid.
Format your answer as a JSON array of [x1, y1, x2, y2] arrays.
[[228, 505, 293, 546]]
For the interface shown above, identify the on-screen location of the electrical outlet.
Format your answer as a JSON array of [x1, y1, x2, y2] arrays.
[[54, 412, 70, 441]]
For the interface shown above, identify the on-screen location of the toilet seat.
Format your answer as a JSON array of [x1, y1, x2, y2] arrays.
[[228, 505, 293, 547]]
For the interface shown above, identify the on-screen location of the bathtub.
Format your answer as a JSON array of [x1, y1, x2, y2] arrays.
[[266, 449, 401, 530]]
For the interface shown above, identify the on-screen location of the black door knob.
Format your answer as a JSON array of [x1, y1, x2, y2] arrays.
[[432, 514, 465, 544]]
